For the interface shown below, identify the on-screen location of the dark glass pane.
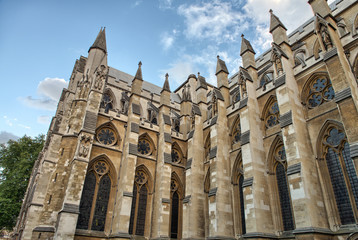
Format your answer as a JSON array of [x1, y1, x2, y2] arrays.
[[326, 148, 355, 224], [326, 128, 345, 147], [170, 191, 179, 238], [239, 175, 246, 234], [138, 140, 151, 155], [172, 150, 179, 163], [91, 175, 111, 231], [234, 93, 240, 102], [276, 164, 294, 231], [135, 186, 148, 236], [128, 184, 137, 235], [324, 86, 335, 100], [77, 172, 96, 229], [98, 129, 115, 145], [342, 143, 358, 208], [271, 102, 279, 114], [151, 118, 157, 124], [308, 94, 322, 108], [313, 78, 326, 91]]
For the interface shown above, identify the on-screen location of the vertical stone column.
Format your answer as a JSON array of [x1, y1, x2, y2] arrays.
[[182, 106, 205, 239], [111, 63, 143, 238], [207, 91, 234, 239], [151, 75, 173, 239]]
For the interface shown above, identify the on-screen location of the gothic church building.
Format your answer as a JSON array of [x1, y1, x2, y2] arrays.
[[15, 0, 358, 239]]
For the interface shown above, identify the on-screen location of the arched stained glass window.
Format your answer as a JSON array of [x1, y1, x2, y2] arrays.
[[322, 127, 358, 224], [304, 75, 335, 108], [76, 161, 112, 231], [171, 191, 179, 238], [239, 175, 246, 234], [264, 98, 280, 129], [138, 139, 151, 155], [129, 169, 149, 236]]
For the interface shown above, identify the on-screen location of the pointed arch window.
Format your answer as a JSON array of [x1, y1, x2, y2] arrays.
[[263, 97, 280, 129], [137, 134, 154, 156], [77, 160, 112, 231], [204, 135, 211, 162], [294, 50, 306, 67], [96, 123, 120, 146], [129, 170, 149, 236], [321, 126, 358, 224], [259, 72, 273, 89], [171, 143, 183, 164], [271, 142, 295, 231], [170, 176, 182, 239], [303, 73, 335, 109], [231, 116, 241, 144], [232, 156, 246, 235]]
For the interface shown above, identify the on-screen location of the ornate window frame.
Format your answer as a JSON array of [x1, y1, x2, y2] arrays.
[[170, 172, 184, 239], [100, 89, 116, 114], [95, 122, 121, 147], [262, 95, 280, 129], [316, 120, 358, 227], [137, 133, 156, 156], [294, 49, 306, 67], [301, 72, 335, 109], [259, 71, 274, 89], [76, 156, 115, 232], [231, 115, 241, 146], [171, 142, 184, 164]]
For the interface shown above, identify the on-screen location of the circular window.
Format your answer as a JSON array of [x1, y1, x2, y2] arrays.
[[135, 171, 148, 185], [306, 77, 335, 108], [171, 149, 181, 163], [97, 128, 116, 146], [138, 139, 151, 155], [94, 161, 108, 175]]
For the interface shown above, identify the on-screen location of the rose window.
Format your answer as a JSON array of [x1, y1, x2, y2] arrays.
[[138, 139, 151, 155], [94, 161, 108, 175], [97, 128, 116, 145], [306, 77, 334, 108], [171, 149, 180, 163], [171, 180, 178, 192], [135, 171, 147, 185]]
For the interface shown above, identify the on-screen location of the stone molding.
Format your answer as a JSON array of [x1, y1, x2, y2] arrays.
[[287, 162, 301, 176], [242, 177, 253, 188], [163, 114, 171, 125], [164, 133, 172, 143], [130, 122, 139, 133], [188, 130, 194, 139], [183, 195, 191, 203], [164, 153, 172, 163], [241, 131, 250, 145], [280, 110, 292, 128], [33, 226, 55, 233], [209, 146, 217, 159], [123, 191, 133, 197], [132, 103, 141, 115], [350, 143, 358, 158], [83, 111, 97, 132], [186, 158, 192, 170], [335, 87, 351, 103], [162, 198, 170, 203], [323, 47, 338, 62], [128, 143, 138, 155], [274, 74, 286, 88], [208, 187, 218, 197], [60, 203, 80, 214], [238, 97, 248, 110]]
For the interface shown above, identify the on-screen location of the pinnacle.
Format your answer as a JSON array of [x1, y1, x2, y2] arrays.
[[89, 27, 107, 53], [134, 61, 143, 80], [269, 10, 287, 33], [162, 73, 171, 92], [240, 35, 256, 56], [215, 56, 229, 75]]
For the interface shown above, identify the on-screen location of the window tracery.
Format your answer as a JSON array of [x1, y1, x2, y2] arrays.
[[96, 124, 119, 147], [294, 50, 306, 67], [321, 126, 358, 224], [303, 74, 335, 108], [129, 169, 150, 236], [264, 98, 280, 129], [231, 116, 241, 144], [77, 159, 112, 231], [138, 139, 151, 155], [259, 72, 273, 89]]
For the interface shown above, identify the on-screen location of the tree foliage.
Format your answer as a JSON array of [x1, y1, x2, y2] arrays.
[[0, 135, 44, 230]]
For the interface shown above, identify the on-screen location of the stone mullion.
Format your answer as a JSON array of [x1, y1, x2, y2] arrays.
[[111, 95, 141, 237], [276, 56, 327, 231], [151, 107, 172, 239], [207, 99, 234, 239], [182, 114, 204, 239]]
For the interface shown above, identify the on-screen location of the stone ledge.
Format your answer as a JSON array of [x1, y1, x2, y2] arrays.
[[130, 123, 139, 133], [207, 236, 235, 240], [280, 111, 292, 128], [287, 163, 301, 176], [209, 146, 217, 159], [274, 74, 286, 88], [60, 203, 79, 214], [243, 232, 278, 239], [164, 133, 172, 143], [123, 191, 133, 197], [238, 97, 248, 110], [33, 226, 55, 233], [350, 143, 358, 158], [243, 177, 253, 188], [132, 103, 141, 115], [188, 130, 194, 139], [323, 47, 338, 61], [293, 227, 333, 235], [241, 131, 250, 145], [162, 198, 170, 204], [163, 114, 171, 125], [335, 87, 351, 103], [164, 153, 172, 164], [108, 232, 131, 239], [183, 195, 191, 203], [128, 143, 138, 155], [208, 187, 218, 197], [186, 158, 192, 170]]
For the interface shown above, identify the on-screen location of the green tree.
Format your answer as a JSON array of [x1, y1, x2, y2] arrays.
[[0, 135, 45, 230]]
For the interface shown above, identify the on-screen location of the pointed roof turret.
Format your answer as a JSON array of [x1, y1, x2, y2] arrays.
[[134, 61, 143, 81], [215, 55, 229, 75], [269, 9, 287, 33], [196, 72, 208, 90], [89, 27, 107, 53], [161, 73, 171, 92], [240, 34, 256, 56]]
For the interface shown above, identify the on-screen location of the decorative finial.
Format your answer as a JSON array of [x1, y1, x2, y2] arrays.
[[269, 9, 273, 14], [138, 61, 142, 67], [241, 34, 244, 38], [217, 55, 220, 59], [198, 72, 200, 76], [165, 73, 169, 79]]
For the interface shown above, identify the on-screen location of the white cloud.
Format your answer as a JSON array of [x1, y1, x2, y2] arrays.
[[177, 0, 246, 43], [22, 77, 68, 111], [160, 61, 194, 88], [160, 31, 176, 50], [159, 0, 174, 10], [37, 115, 52, 125], [133, 0, 142, 7]]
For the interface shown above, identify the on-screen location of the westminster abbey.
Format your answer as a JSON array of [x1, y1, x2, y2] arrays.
[[14, 0, 358, 239]]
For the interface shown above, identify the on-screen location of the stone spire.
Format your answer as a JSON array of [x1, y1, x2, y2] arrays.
[[134, 61, 143, 81], [89, 27, 107, 53], [269, 9, 287, 33], [196, 72, 208, 90], [215, 55, 229, 75], [240, 34, 256, 56], [161, 73, 171, 92]]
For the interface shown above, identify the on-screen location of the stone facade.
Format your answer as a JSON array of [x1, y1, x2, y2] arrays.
[[14, 0, 358, 239]]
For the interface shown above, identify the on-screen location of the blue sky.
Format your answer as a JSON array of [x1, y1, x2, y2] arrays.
[[0, 0, 322, 141]]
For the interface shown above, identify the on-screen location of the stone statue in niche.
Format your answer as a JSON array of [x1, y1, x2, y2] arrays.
[[320, 25, 333, 50], [239, 76, 247, 98], [274, 54, 283, 76], [78, 69, 90, 99], [94, 65, 108, 90], [187, 84, 192, 101], [53, 111, 63, 132], [79, 135, 92, 158], [191, 112, 195, 130], [120, 91, 129, 115], [211, 93, 218, 116]]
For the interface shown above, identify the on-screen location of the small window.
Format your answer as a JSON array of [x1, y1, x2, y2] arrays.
[[96, 124, 119, 146], [138, 139, 152, 155]]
